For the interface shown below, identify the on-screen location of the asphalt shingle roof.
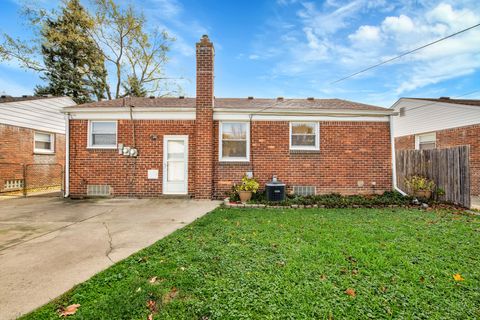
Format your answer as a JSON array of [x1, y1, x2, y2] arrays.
[[0, 95, 56, 104], [411, 98, 480, 107], [75, 97, 387, 111]]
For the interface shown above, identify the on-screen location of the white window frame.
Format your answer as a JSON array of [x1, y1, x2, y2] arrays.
[[289, 122, 320, 151], [87, 120, 118, 149], [34, 131, 55, 154], [415, 132, 436, 150], [219, 121, 250, 162]]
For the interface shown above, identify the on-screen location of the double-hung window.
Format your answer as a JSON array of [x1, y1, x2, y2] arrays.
[[88, 121, 117, 149], [290, 122, 319, 151], [415, 132, 436, 150], [219, 122, 250, 161], [34, 132, 55, 153]]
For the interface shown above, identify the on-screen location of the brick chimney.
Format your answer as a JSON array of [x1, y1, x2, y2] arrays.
[[194, 35, 215, 199]]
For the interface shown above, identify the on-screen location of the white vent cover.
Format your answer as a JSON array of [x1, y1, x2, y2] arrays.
[[4, 179, 24, 190], [293, 186, 316, 196], [87, 185, 111, 196]]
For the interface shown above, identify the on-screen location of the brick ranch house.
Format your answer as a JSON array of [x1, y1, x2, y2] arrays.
[[392, 97, 480, 196], [0, 96, 75, 194], [63, 35, 398, 200]]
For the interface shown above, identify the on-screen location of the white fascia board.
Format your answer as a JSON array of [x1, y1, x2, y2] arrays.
[[389, 98, 404, 110], [213, 113, 390, 122], [64, 107, 196, 120], [213, 107, 394, 116]]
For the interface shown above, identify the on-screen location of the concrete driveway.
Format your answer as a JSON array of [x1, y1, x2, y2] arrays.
[[0, 197, 219, 319]]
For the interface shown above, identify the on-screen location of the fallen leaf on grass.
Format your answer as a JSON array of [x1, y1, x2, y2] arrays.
[[147, 300, 157, 313], [236, 221, 240, 227], [149, 276, 157, 283], [345, 288, 356, 297], [319, 274, 327, 281], [162, 287, 179, 304], [453, 273, 465, 281], [58, 304, 80, 317]]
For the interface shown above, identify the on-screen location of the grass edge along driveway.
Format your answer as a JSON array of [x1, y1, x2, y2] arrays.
[[22, 207, 480, 319]]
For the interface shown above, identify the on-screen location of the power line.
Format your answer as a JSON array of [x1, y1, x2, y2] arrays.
[[331, 22, 480, 85]]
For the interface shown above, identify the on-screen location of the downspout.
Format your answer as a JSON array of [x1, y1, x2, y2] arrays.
[[390, 114, 407, 196], [64, 113, 70, 198], [249, 114, 254, 176]]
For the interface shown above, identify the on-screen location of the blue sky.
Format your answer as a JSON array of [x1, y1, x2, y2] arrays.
[[1, 0, 479, 107]]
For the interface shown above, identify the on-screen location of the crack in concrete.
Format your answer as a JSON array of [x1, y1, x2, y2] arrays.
[[103, 222, 114, 263], [0, 208, 115, 253]]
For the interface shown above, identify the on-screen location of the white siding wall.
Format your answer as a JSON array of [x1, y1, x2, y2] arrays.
[[392, 98, 480, 137], [0, 97, 75, 134]]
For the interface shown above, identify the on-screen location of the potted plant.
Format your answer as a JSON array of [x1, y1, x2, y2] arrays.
[[405, 175, 435, 199], [235, 175, 260, 203]]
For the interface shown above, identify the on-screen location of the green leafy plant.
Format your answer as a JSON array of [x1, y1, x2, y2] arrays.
[[405, 176, 435, 192], [436, 187, 446, 196], [235, 175, 260, 193], [245, 191, 413, 207]]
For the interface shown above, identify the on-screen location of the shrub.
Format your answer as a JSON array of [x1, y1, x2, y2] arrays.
[[242, 191, 413, 208], [405, 176, 435, 193], [235, 175, 260, 193]]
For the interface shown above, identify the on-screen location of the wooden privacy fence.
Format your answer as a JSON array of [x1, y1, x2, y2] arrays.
[[396, 146, 470, 208]]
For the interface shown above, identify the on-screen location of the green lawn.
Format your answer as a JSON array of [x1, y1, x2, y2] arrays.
[[23, 208, 480, 319]]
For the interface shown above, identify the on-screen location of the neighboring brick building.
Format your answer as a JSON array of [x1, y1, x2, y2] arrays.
[[392, 97, 480, 196], [0, 96, 75, 194], [64, 35, 395, 199]]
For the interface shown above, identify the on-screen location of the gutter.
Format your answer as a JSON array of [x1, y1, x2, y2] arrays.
[[64, 113, 70, 198], [389, 114, 407, 196]]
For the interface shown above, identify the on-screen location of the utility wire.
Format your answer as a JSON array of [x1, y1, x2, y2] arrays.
[[331, 22, 480, 84]]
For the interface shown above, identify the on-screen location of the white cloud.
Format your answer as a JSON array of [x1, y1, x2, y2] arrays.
[[269, 0, 480, 99], [349, 25, 382, 46], [381, 14, 414, 33]]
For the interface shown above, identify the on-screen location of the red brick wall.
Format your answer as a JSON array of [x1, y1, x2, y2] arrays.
[[395, 135, 415, 151], [213, 121, 392, 198], [68, 119, 392, 199], [68, 120, 195, 198], [194, 35, 215, 199], [394, 124, 480, 195], [0, 123, 65, 192]]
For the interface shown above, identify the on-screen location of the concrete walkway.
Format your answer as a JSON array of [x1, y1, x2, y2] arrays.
[[0, 197, 219, 319]]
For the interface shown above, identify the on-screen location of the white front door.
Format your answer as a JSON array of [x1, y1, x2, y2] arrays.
[[163, 136, 188, 195]]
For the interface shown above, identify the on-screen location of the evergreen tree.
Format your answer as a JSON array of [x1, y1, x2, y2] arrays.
[[35, 0, 106, 103], [122, 76, 147, 97]]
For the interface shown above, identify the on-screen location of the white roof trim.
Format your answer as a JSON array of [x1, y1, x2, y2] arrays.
[[68, 110, 196, 120], [214, 114, 389, 122], [214, 107, 394, 116]]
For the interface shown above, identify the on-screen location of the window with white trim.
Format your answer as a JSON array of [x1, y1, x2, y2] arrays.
[[88, 121, 117, 148], [415, 132, 436, 150], [34, 131, 54, 153], [290, 122, 319, 150], [219, 122, 250, 161]]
